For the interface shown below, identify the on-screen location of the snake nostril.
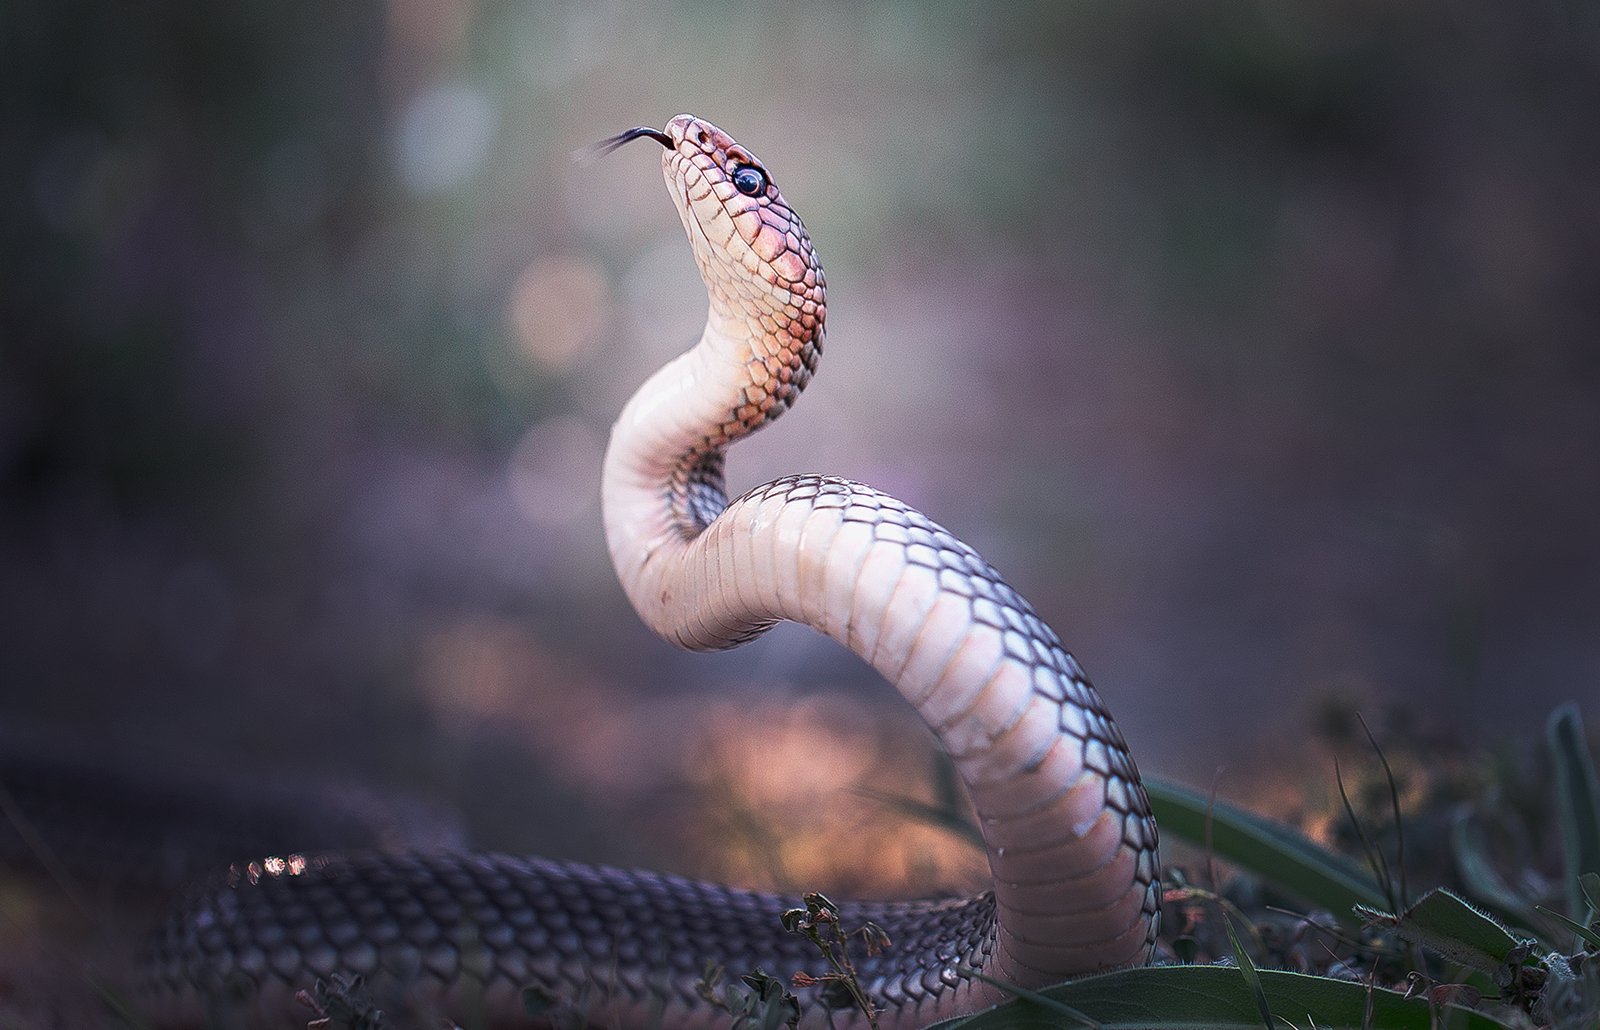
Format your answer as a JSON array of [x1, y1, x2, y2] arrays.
[[696, 129, 710, 146]]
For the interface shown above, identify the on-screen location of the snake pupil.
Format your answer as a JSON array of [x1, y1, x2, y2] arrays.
[[732, 164, 767, 196]]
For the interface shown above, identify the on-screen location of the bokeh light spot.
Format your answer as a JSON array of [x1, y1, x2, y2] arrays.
[[509, 416, 602, 528], [506, 255, 612, 371], [396, 80, 495, 195]]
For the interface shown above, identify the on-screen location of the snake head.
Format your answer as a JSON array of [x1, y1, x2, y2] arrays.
[[661, 115, 823, 317], [594, 116, 824, 327]]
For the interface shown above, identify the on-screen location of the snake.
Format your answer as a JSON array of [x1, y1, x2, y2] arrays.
[[143, 115, 1160, 1029]]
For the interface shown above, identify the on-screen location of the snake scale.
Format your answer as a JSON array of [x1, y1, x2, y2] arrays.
[[144, 115, 1160, 1029]]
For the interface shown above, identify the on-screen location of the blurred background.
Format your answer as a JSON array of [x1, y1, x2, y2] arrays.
[[2, 0, 1598, 1007]]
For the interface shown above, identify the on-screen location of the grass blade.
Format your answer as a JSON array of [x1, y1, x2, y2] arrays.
[[1224, 913, 1276, 1029], [1546, 703, 1600, 923], [857, 750, 986, 850], [1450, 808, 1554, 940], [924, 965, 1517, 1029], [855, 786, 985, 850], [959, 970, 1100, 1027], [1533, 905, 1600, 950], [1582, 871, 1600, 915], [1335, 759, 1397, 914], [1145, 777, 1389, 923], [1357, 713, 1409, 910]]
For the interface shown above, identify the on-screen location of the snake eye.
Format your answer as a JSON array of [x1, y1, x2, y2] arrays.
[[731, 164, 767, 197]]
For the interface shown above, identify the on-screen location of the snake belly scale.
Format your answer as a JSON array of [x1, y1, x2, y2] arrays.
[[146, 115, 1160, 1029]]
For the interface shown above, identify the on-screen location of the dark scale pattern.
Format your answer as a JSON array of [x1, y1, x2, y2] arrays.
[[147, 851, 995, 1027], [670, 448, 730, 537]]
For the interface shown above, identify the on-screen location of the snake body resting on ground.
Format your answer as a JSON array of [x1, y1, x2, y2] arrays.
[[145, 115, 1160, 1028]]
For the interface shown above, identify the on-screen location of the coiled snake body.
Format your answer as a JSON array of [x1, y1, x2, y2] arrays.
[[147, 116, 1159, 1028]]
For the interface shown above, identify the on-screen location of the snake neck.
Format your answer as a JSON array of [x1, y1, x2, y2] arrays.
[[602, 297, 822, 625]]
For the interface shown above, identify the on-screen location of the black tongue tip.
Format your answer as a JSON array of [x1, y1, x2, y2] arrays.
[[575, 126, 673, 165]]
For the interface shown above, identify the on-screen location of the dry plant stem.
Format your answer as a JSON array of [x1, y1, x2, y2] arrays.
[[784, 893, 885, 1029]]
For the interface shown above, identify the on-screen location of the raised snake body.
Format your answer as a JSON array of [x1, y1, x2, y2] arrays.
[[146, 116, 1159, 1028]]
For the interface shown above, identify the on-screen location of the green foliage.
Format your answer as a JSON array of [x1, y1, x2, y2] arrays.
[[1356, 888, 1535, 977], [880, 701, 1600, 1029]]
